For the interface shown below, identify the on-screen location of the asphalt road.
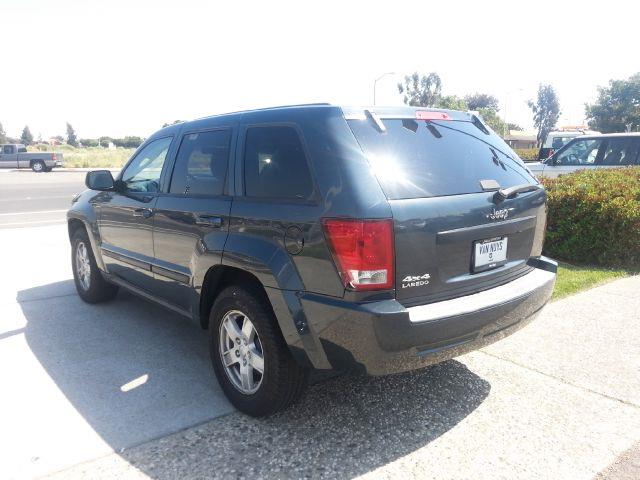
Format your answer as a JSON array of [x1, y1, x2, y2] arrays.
[[0, 170, 86, 228], [0, 170, 638, 479]]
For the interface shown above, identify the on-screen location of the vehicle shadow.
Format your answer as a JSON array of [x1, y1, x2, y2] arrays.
[[19, 280, 490, 479]]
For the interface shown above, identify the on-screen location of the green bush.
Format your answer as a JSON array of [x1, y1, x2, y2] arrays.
[[541, 167, 640, 267], [514, 148, 539, 162]]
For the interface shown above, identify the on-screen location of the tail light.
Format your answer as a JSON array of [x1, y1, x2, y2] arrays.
[[322, 218, 394, 291], [52, 153, 57, 161]]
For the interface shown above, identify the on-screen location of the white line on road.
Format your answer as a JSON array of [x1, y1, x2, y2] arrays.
[[0, 196, 73, 202], [0, 219, 66, 227], [0, 209, 67, 217]]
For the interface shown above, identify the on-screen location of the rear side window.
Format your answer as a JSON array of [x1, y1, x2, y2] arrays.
[[244, 126, 314, 200], [600, 138, 640, 166], [170, 129, 230, 196], [348, 118, 536, 200]]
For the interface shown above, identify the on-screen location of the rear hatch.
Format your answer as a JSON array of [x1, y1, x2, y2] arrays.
[[346, 108, 545, 306]]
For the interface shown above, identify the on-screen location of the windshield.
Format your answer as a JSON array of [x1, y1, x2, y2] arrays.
[[348, 118, 537, 200]]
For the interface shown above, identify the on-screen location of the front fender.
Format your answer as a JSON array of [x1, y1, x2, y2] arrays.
[[67, 192, 105, 271]]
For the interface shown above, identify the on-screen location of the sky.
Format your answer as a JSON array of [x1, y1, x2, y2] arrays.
[[1, 0, 638, 140]]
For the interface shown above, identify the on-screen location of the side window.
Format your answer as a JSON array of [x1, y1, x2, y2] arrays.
[[3, 145, 15, 154], [552, 136, 570, 150], [169, 129, 230, 196], [121, 137, 172, 193], [17, 146, 27, 153], [600, 138, 640, 166], [244, 126, 314, 200], [555, 139, 602, 166]]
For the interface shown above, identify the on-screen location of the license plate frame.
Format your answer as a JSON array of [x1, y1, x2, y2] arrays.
[[473, 236, 508, 273]]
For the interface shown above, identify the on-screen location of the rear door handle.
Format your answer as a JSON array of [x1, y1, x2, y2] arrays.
[[196, 215, 223, 228], [133, 208, 154, 218]]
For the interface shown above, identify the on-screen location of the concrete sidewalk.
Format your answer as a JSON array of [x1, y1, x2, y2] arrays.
[[44, 275, 640, 480]]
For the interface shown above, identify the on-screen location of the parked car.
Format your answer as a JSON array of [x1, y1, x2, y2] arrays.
[[537, 129, 599, 160], [0, 144, 64, 172], [67, 104, 557, 416], [528, 133, 640, 178]]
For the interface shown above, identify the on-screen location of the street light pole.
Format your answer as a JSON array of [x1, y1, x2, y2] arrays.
[[373, 72, 396, 105]]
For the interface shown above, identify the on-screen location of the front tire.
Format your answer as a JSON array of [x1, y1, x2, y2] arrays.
[[31, 160, 45, 172], [71, 228, 119, 303], [209, 285, 307, 417]]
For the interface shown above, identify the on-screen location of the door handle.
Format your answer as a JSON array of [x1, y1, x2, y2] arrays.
[[196, 215, 223, 228], [133, 208, 154, 219]]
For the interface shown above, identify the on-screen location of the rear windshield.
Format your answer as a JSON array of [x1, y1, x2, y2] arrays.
[[348, 118, 537, 200]]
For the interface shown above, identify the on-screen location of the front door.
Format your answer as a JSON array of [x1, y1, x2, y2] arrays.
[[544, 138, 604, 177], [97, 136, 173, 290], [0, 145, 18, 168], [152, 128, 234, 310]]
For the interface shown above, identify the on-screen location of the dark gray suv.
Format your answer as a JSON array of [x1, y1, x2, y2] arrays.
[[67, 104, 556, 416]]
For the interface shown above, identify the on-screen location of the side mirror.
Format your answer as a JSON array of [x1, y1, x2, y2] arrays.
[[85, 170, 115, 191]]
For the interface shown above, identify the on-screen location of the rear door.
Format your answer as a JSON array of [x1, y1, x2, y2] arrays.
[[152, 127, 234, 310], [596, 137, 640, 168], [347, 113, 545, 306], [0, 145, 18, 168]]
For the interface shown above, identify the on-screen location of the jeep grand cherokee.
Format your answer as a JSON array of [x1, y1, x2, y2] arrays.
[[67, 104, 556, 416]]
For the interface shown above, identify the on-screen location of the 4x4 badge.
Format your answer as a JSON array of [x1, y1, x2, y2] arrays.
[[401, 273, 430, 289]]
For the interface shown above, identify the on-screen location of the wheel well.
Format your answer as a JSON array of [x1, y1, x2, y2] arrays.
[[30, 159, 44, 165], [68, 219, 86, 240], [199, 266, 270, 330]]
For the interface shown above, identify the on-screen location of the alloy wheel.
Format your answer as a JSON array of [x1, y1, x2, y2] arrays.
[[75, 241, 91, 291], [219, 310, 265, 394]]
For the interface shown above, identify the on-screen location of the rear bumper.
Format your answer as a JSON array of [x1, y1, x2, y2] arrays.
[[299, 256, 556, 375]]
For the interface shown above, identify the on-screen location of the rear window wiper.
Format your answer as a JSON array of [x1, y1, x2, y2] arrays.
[[494, 183, 542, 201]]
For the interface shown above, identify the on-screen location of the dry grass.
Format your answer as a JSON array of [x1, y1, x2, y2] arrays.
[[29, 145, 134, 168]]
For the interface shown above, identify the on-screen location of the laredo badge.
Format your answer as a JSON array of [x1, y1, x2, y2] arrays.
[[401, 273, 431, 289]]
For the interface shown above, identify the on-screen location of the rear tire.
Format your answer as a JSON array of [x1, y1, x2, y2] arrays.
[[209, 285, 307, 417], [71, 228, 119, 303], [31, 160, 45, 172]]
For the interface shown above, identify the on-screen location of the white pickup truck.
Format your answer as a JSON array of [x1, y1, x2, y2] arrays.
[[0, 144, 64, 172]]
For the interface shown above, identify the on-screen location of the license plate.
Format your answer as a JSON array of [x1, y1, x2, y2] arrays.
[[474, 237, 508, 271]]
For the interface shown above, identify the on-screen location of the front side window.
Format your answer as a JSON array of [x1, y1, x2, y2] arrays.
[[169, 129, 230, 196], [3, 145, 15, 154], [555, 139, 602, 166], [600, 138, 640, 165], [244, 126, 314, 200], [121, 137, 172, 192]]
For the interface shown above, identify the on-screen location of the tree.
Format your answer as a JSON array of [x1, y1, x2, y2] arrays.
[[162, 120, 184, 128], [113, 136, 143, 148], [397, 72, 442, 107], [66, 122, 78, 147], [21, 126, 34, 146], [79, 138, 99, 147], [585, 73, 640, 133], [507, 122, 523, 131], [478, 107, 507, 135], [0, 122, 6, 144], [528, 84, 560, 147], [465, 93, 500, 111], [436, 95, 468, 111]]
